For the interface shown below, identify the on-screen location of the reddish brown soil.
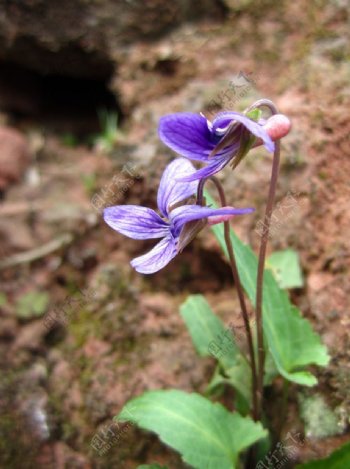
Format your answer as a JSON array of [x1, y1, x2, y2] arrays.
[[0, 1, 349, 468]]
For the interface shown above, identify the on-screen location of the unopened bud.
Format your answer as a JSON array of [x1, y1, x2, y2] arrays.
[[264, 114, 291, 141]]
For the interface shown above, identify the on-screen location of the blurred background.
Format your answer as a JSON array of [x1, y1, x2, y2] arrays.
[[0, 1, 349, 467]]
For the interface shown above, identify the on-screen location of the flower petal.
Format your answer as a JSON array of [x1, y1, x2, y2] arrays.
[[130, 235, 177, 274], [176, 154, 231, 182], [212, 111, 275, 153], [157, 158, 198, 217], [170, 204, 255, 234], [104, 205, 169, 240], [158, 113, 214, 161]]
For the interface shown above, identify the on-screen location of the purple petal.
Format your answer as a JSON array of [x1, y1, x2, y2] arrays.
[[176, 155, 231, 182], [158, 113, 214, 161], [104, 205, 169, 240], [157, 158, 198, 217], [130, 235, 177, 274], [212, 111, 275, 152], [170, 204, 254, 233]]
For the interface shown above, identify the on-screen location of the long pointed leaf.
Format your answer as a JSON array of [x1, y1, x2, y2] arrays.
[[206, 191, 329, 386], [180, 294, 251, 405], [180, 295, 240, 369]]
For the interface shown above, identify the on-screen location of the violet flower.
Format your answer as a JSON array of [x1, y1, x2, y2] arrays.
[[104, 158, 254, 274], [158, 111, 276, 181]]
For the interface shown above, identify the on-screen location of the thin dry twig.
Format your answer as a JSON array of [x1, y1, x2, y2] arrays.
[[0, 201, 48, 217], [0, 233, 73, 269]]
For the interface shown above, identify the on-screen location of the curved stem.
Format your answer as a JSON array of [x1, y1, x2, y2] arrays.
[[255, 140, 281, 418], [198, 177, 259, 420], [196, 178, 206, 206], [245, 98, 281, 419], [245, 98, 278, 116]]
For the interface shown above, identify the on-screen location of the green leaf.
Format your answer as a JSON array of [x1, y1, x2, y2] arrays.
[[137, 465, 168, 469], [15, 291, 50, 319], [61, 132, 79, 148], [205, 191, 329, 386], [0, 292, 7, 307], [180, 295, 251, 406], [117, 390, 267, 469], [263, 349, 279, 385], [81, 173, 97, 196], [206, 360, 251, 415], [246, 108, 262, 121], [267, 249, 304, 289], [180, 295, 240, 368], [229, 109, 263, 171], [225, 355, 252, 410], [296, 441, 350, 469]]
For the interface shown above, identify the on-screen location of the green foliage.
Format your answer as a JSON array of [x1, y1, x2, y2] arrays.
[[0, 292, 7, 307], [94, 109, 121, 153], [180, 294, 251, 408], [246, 108, 262, 121], [180, 295, 240, 367], [137, 465, 168, 469], [15, 291, 50, 319], [61, 132, 79, 148], [81, 173, 97, 196], [296, 441, 350, 469], [267, 248, 304, 289], [112, 191, 331, 467], [205, 191, 329, 386], [117, 390, 267, 469], [231, 108, 263, 170]]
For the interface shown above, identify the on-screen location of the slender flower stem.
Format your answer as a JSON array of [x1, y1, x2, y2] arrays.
[[197, 178, 259, 420], [246, 98, 282, 419], [255, 141, 280, 417]]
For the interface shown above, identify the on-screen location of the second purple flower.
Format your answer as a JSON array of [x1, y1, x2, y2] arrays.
[[104, 158, 254, 274], [158, 111, 275, 181]]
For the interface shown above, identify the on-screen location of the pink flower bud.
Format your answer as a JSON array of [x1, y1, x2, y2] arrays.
[[263, 114, 291, 141]]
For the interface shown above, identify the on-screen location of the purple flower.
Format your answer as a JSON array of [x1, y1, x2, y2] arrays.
[[158, 111, 275, 181], [104, 158, 254, 274]]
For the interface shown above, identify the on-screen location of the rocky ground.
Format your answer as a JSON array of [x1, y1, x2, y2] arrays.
[[0, 1, 349, 468]]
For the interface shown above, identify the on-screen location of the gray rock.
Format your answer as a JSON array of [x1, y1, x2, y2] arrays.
[[0, 0, 225, 79]]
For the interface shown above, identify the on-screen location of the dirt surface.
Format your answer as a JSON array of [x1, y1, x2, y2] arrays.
[[0, 1, 349, 468], [0, 0, 224, 77]]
